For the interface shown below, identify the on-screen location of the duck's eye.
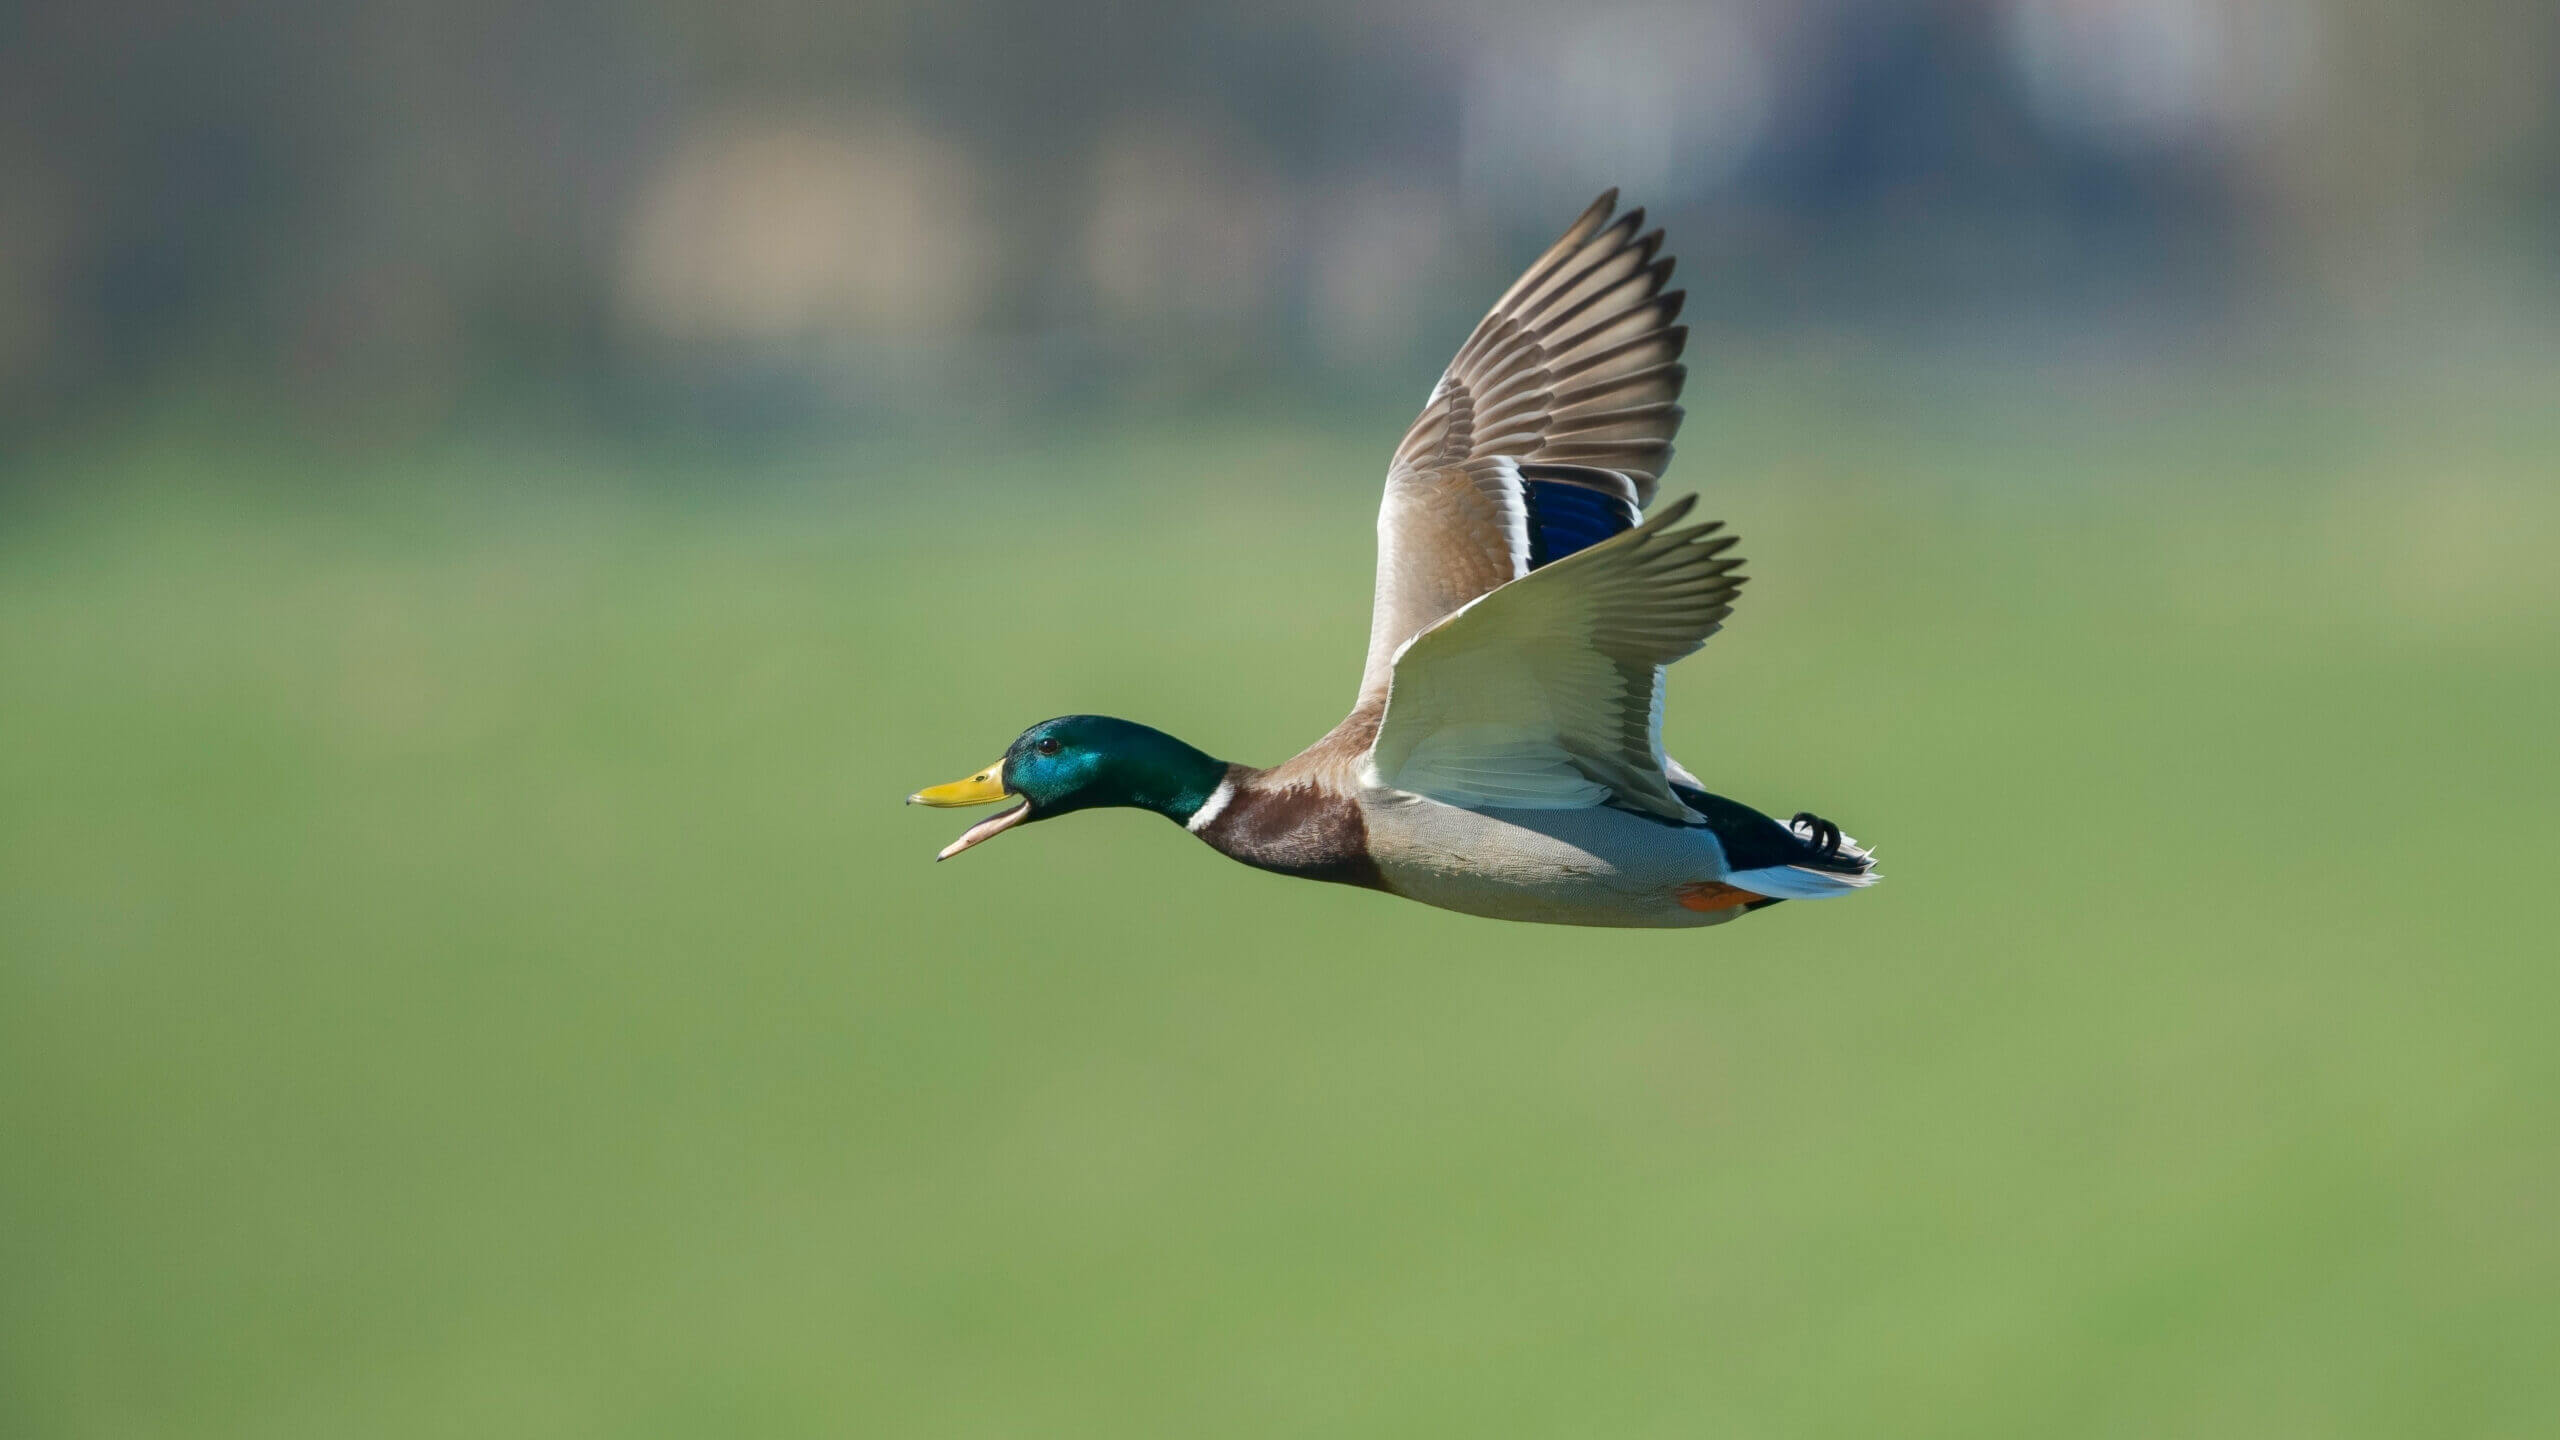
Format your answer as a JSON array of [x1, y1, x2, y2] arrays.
[[1036, 737, 1061, 756]]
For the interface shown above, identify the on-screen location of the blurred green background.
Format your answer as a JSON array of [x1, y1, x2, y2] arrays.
[[5, 3, 2560, 1437]]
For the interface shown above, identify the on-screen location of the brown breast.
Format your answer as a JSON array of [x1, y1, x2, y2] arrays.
[[1192, 763, 1385, 892]]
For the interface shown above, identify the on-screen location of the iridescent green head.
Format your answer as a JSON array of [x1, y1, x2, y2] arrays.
[[908, 715, 1226, 859]]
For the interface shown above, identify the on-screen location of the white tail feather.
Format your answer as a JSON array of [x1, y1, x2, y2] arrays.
[[1728, 820, 1878, 899]]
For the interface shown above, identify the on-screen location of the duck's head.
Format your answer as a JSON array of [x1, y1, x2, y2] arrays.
[[907, 714, 1227, 859]]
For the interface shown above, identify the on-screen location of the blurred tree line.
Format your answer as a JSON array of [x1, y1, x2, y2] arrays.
[[2, 0, 2554, 446]]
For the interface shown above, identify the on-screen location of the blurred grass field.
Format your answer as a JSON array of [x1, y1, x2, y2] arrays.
[[4, 366, 2557, 1438]]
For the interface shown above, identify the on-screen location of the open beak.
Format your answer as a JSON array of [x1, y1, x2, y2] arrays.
[[906, 758, 1031, 860]]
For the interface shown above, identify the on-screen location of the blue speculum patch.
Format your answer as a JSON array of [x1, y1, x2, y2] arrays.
[[1523, 479, 1639, 568]]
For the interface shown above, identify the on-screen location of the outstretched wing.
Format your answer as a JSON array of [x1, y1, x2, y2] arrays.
[[1356, 190, 1690, 705], [1366, 496, 1744, 820]]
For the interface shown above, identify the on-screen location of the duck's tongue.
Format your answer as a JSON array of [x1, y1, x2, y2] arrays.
[[938, 801, 1031, 860]]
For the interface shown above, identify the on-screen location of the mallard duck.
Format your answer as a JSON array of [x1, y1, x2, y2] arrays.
[[910, 191, 1876, 927]]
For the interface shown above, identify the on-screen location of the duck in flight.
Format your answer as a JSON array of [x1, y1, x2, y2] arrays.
[[911, 190, 1876, 927]]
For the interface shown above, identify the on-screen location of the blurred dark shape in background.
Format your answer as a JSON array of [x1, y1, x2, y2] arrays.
[[3, 0, 2554, 450]]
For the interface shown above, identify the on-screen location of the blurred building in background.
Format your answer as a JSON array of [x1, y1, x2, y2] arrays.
[[2, 0, 2554, 447]]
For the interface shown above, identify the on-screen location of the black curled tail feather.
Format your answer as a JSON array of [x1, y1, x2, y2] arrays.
[[1672, 784, 1874, 877]]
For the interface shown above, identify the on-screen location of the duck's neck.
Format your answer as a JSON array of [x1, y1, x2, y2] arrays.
[[1104, 728, 1232, 826]]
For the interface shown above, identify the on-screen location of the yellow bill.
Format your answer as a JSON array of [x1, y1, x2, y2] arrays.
[[907, 757, 1030, 860], [907, 759, 1010, 808]]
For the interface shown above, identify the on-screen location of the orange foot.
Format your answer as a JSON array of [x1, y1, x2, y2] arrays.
[[1675, 881, 1770, 913]]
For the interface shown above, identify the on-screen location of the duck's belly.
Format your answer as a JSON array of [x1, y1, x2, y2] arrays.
[[1361, 793, 1745, 929]]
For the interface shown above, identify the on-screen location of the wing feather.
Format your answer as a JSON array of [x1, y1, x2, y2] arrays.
[[1367, 496, 1744, 820], [1357, 191, 1692, 703]]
